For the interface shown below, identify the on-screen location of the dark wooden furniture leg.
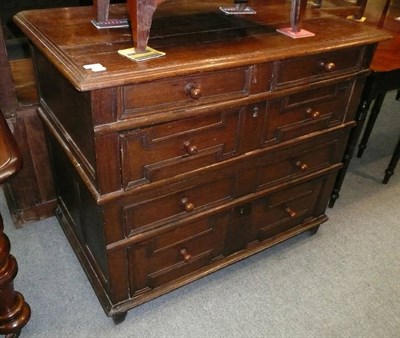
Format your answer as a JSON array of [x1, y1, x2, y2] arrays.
[[357, 92, 386, 157], [290, 0, 308, 33], [126, 0, 167, 53], [0, 114, 31, 337], [93, 0, 110, 23], [355, 0, 368, 19], [329, 97, 372, 207], [93, 0, 167, 53], [0, 216, 31, 337], [383, 136, 400, 184]]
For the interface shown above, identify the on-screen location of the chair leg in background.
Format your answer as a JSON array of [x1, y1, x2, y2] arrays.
[[383, 136, 400, 184], [357, 92, 386, 158], [329, 98, 372, 207]]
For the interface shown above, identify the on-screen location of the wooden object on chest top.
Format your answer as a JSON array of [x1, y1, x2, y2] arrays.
[[14, 2, 389, 322], [92, 0, 311, 53]]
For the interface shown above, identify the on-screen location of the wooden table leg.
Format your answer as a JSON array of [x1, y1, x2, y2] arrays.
[[277, 0, 314, 38], [357, 93, 386, 157], [329, 98, 372, 207], [126, 0, 167, 53], [383, 136, 400, 184], [93, 0, 110, 23], [0, 214, 31, 337], [290, 0, 308, 33], [92, 0, 166, 53]]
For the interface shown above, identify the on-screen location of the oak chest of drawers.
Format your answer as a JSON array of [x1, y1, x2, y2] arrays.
[[14, 2, 389, 321]]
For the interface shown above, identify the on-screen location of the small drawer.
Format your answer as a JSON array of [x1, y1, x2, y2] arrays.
[[120, 67, 251, 117], [247, 175, 330, 244], [274, 47, 364, 89], [255, 128, 348, 190], [128, 213, 228, 293], [120, 108, 241, 189], [262, 80, 354, 146], [124, 176, 235, 236]]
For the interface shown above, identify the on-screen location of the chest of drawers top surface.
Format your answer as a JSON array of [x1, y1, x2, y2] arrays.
[[14, 2, 390, 91]]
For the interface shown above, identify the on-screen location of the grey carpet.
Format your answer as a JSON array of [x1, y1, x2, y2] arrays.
[[1, 91, 399, 338]]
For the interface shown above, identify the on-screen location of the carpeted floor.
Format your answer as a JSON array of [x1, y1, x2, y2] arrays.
[[1, 91, 399, 338]]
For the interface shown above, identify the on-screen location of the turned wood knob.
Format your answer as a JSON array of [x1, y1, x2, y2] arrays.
[[319, 60, 336, 72], [284, 207, 297, 218], [179, 248, 193, 262], [183, 141, 198, 155], [184, 83, 202, 99], [295, 160, 308, 171], [306, 108, 320, 119], [181, 197, 195, 212]]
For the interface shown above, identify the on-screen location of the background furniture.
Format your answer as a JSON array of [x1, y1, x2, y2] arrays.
[[0, 22, 31, 335], [356, 0, 399, 184], [0, 109, 30, 337], [0, 19, 56, 227], [329, 0, 400, 206], [312, 0, 368, 19], [14, 2, 388, 322]]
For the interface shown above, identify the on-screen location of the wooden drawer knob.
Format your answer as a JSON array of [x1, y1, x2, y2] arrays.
[[185, 83, 202, 99], [181, 197, 195, 212], [295, 160, 308, 171], [183, 141, 198, 155], [306, 108, 320, 119], [319, 60, 336, 72], [179, 248, 193, 263], [284, 207, 297, 218]]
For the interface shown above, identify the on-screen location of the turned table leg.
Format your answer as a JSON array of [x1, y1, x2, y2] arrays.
[[383, 136, 400, 184], [329, 98, 372, 207], [0, 214, 31, 337], [357, 93, 386, 158]]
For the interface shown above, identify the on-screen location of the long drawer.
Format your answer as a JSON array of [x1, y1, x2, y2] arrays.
[[126, 172, 336, 297]]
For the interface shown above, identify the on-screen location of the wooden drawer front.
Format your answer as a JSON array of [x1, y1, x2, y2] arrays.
[[128, 213, 228, 293], [263, 81, 353, 146], [247, 177, 325, 244], [124, 176, 234, 236], [274, 47, 364, 89], [256, 129, 346, 190], [120, 67, 250, 117], [121, 109, 241, 189]]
